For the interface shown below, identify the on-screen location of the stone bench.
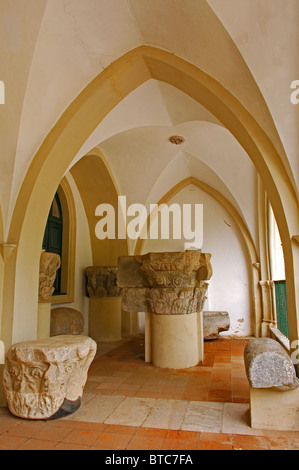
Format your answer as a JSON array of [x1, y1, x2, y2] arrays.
[[3, 335, 96, 420], [244, 338, 299, 431]]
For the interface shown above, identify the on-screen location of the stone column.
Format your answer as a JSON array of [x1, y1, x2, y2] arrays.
[[118, 252, 212, 369], [85, 266, 122, 342], [259, 280, 276, 336], [38, 252, 61, 339]]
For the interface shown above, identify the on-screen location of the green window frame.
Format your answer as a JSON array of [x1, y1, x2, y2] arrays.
[[42, 193, 64, 295]]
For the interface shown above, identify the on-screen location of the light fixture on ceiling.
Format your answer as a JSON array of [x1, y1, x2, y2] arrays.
[[169, 135, 185, 145]]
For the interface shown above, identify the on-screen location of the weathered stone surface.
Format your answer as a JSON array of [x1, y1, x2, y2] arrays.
[[50, 308, 84, 337], [118, 252, 212, 316], [244, 338, 299, 391], [117, 252, 212, 289], [117, 256, 146, 288], [149, 284, 208, 315], [85, 266, 121, 298], [39, 252, 61, 303], [203, 311, 230, 340], [121, 288, 151, 313], [121, 284, 208, 315], [3, 335, 96, 420]]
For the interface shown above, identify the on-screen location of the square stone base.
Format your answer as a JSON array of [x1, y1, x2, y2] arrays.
[[250, 386, 299, 431]]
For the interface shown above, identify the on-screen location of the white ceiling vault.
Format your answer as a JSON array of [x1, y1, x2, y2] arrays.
[[1, 0, 298, 246]]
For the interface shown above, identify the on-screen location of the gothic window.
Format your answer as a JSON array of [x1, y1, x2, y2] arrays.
[[43, 193, 64, 295]]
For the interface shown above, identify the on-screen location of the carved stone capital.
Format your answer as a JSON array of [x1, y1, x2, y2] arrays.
[[118, 252, 212, 289], [121, 285, 208, 315], [118, 252, 212, 315], [149, 283, 208, 315], [85, 266, 121, 298], [3, 335, 97, 420], [38, 252, 61, 303]]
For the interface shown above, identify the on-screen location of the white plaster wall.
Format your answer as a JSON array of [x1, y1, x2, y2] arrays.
[[142, 185, 253, 337], [52, 173, 93, 335]]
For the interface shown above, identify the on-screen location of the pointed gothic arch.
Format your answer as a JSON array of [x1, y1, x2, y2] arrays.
[[3, 46, 298, 353]]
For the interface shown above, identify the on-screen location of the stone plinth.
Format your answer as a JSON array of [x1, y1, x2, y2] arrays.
[[203, 311, 230, 340], [250, 386, 299, 431], [88, 297, 122, 342], [118, 252, 212, 369], [3, 335, 96, 420], [85, 266, 122, 342], [50, 308, 84, 337]]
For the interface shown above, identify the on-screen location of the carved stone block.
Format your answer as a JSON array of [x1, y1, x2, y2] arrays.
[[3, 335, 96, 420], [121, 285, 207, 315], [149, 284, 208, 315], [117, 252, 212, 289], [50, 308, 84, 337], [39, 252, 61, 303], [85, 266, 121, 298], [203, 311, 230, 340], [117, 256, 146, 288], [121, 288, 151, 313], [118, 252, 211, 315]]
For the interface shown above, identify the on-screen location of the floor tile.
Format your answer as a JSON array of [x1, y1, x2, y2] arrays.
[[142, 398, 189, 430], [0, 434, 28, 450], [17, 438, 59, 450], [1, 337, 298, 450], [182, 401, 224, 433], [104, 397, 156, 427], [222, 403, 260, 435], [66, 394, 125, 423], [91, 431, 133, 450]]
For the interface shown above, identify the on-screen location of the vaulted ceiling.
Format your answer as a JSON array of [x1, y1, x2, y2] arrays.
[[1, 0, 298, 246]]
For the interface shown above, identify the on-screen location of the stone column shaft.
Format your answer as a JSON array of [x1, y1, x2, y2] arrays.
[[118, 252, 212, 369], [85, 266, 122, 342]]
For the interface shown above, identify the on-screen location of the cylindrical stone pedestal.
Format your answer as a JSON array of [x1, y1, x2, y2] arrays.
[[118, 252, 212, 369], [85, 266, 123, 342], [151, 311, 204, 369], [89, 297, 122, 342], [122, 311, 139, 338]]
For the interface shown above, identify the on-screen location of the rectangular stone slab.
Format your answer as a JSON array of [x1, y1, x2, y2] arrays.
[[117, 256, 146, 288], [117, 252, 212, 288], [121, 287, 151, 312]]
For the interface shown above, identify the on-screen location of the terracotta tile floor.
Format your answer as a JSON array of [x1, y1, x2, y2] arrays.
[[86, 336, 251, 404], [1, 336, 299, 450]]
